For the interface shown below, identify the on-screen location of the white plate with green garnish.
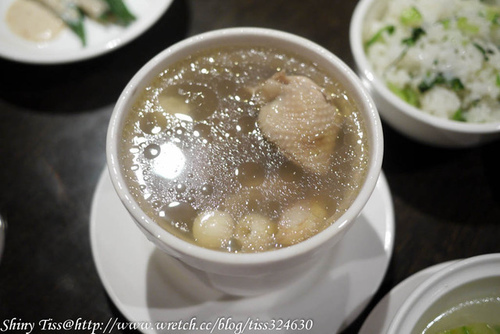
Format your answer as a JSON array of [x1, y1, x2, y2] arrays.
[[0, 0, 173, 64]]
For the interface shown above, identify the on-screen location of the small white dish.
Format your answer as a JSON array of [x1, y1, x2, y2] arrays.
[[360, 261, 457, 334], [350, 0, 500, 148], [90, 169, 394, 333], [0, 0, 173, 64], [387, 253, 500, 334]]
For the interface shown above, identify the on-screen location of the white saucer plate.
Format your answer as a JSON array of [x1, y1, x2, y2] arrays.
[[90, 170, 395, 334], [360, 261, 457, 334], [0, 0, 173, 64]]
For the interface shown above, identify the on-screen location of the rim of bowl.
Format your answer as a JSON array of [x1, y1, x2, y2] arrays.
[[387, 253, 500, 333], [350, 0, 500, 135], [106, 27, 383, 266]]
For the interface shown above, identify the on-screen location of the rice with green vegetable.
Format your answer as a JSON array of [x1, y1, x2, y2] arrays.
[[364, 0, 500, 123]]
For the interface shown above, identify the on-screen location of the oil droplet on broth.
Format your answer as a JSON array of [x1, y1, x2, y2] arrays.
[[266, 200, 281, 220], [158, 201, 197, 234], [236, 115, 257, 134], [215, 79, 239, 97], [246, 196, 262, 213], [278, 161, 304, 182], [200, 183, 213, 196], [236, 162, 265, 187], [144, 144, 161, 159], [158, 93, 190, 116], [175, 183, 186, 193], [193, 123, 212, 139], [160, 84, 218, 121], [140, 112, 167, 134]]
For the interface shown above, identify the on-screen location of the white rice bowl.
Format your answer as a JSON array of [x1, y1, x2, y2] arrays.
[[363, 0, 500, 124]]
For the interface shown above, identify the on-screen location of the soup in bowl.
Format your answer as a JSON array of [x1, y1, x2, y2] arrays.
[[106, 27, 383, 295]]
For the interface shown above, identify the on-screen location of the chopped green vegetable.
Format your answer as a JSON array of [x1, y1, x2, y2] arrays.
[[485, 6, 500, 25], [436, 323, 500, 334], [37, 0, 86, 45], [488, 12, 500, 24], [452, 108, 467, 122], [68, 17, 86, 46], [418, 73, 446, 92], [457, 17, 480, 34], [365, 25, 395, 49], [402, 27, 426, 46], [493, 13, 500, 25], [473, 43, 493, 61], [441, 18, 451, 29], [388, 82, 420, 107], [388, 27, 426, 66], [400, 7, 423, 27], [104, 0, 136, 26], [450, 78, 465, 91], [496, 73, 500, 87], [418, 73, 465, 93]]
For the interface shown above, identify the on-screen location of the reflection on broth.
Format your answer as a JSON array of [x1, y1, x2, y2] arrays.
[[119, 46, 369, 253]]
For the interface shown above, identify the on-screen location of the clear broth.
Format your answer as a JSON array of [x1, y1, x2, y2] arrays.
[[119, 46, 369, 252], [413, 277, 500, 334]]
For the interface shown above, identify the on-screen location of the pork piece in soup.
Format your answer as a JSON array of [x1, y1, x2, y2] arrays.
[[119, 46, 369, 253]]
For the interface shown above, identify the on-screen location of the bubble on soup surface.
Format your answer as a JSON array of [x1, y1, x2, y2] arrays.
[[140, 111, 167, 134], [144, 144, 161, 159], [236, 115, 257, 134], [160, 84, 218, 121], [193, 123, 212, 140], [192, 210, 235, 249], [158, 93, 189, 112], [158, 201, 197, 234], [235, 213, 277, 252], [276, 199, 328, 247], [200, 183, 213, 196], [175, 183, 186, 193]]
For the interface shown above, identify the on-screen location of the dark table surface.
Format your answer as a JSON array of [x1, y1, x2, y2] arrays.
[[1, 0, 499, 333]]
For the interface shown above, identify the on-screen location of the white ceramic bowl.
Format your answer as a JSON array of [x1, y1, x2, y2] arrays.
[[350, 0, 500, 148], [107, 27, 383, 296], [387, 253, 500, 334]]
